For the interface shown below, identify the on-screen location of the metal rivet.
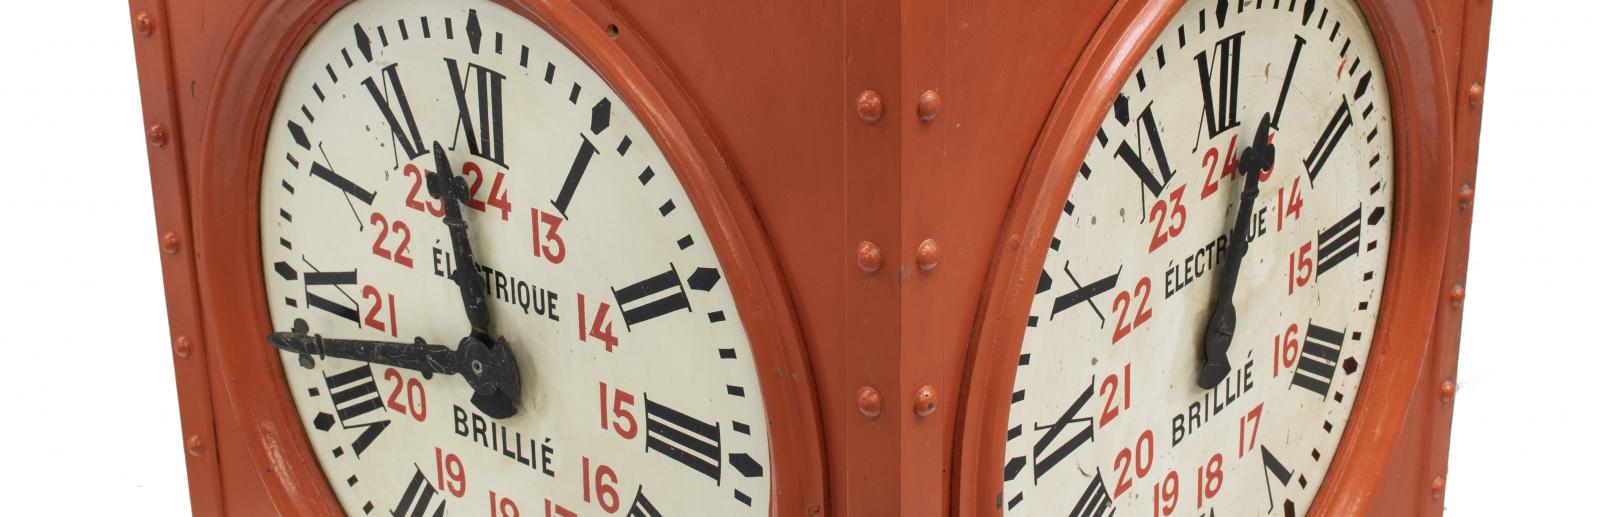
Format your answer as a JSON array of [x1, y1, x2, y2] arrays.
[[916, 90, 942, 123], [186, 434, 205, 457], [807, 504, 821, 516], [147, 124, 168, 148], [1450, 284, 1466, 308], [173, 336, 193, 358], [857, 387, 883, 419], [134, 12, 154, 37], [913, 386, 938, 417], [915, 239, 941, 272], [1459, 184, 1475, 210], [855, 90, 883, 123], [160, 231, 181, 254], [1440, 379, 1456, 402], [1431, 476, 1446, 499], [1468, 83, 1484, 109], [856, 241, 883, 274]]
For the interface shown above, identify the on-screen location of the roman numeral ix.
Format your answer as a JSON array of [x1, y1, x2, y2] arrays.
[[1031, 382, 1096, 482]]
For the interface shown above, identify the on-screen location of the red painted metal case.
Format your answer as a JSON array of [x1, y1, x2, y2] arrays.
[[127, 0, 1490, 515]]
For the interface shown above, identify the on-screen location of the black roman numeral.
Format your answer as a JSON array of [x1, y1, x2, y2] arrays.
[[549, 99, 613, 218], [643, 395, 722, 482], [1069, 471, 1115, 517], [308, 161, 376, 205], [1196, 31, 1245, 139], [1291, 323, 1345, 397], [1260, 446, 1294, 513], [1316, 207, 1361, 276], [304, 268, 360, 324], [1304, 99, 1353, 186], [1115, 102, 1176, 196], [612, 265, 692, 329], [446, 59, 507, 167], [627, 486, 662, 517], [391, 466, 446, 517], [549, 135, 599, 218], [1031, 382, 1096, 481], [362, 63, 427, 163], [1271, 35, 1308, 129], [323, 364, 391, 456], [1049, 266, 1120, 325]]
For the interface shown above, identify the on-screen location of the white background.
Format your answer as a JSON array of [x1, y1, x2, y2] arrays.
[[0, 2, 1587, 515]]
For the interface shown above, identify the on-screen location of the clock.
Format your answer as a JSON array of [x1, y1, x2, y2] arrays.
[[954, 0, 1470, 516], [130, 0, 1488, 514], [159, 0, 825, 514]]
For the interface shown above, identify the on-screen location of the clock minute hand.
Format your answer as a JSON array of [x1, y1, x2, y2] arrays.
[[428, 141, 492, 342], [427, 142, 522, 419], [1197, 113, 1275, 390]]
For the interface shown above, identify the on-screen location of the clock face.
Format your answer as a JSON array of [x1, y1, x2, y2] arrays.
[[259, 0, 770, 515], [1001, 1, 1393, 515]]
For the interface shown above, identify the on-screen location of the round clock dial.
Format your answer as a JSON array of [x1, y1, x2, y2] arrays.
[[1002, 1, 1392, 515], [259, 0, 769, 515]]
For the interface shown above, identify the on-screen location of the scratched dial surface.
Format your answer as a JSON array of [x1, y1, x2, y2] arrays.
[[259, 1, 770, 515], [1001, 1, 1393, 515]]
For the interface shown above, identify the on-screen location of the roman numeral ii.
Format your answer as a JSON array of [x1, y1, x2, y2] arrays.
[[612, 265, 692, 329]]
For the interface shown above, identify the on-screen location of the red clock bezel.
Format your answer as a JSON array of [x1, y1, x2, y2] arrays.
[[189, 0, 828, 515], [950, 0, 1454, 515]]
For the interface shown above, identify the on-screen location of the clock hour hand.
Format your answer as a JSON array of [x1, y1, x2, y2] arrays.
[[1198, 114, 1275, 390], [269, 318, 522, 417], [428, 141, 492, 342]]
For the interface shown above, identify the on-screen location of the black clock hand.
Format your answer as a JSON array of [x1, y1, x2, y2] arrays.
[[428, 141, 492, 342], [427, 143, 521, 418], [1198, 113, 1275, 390], [269, 319, 521, 401]]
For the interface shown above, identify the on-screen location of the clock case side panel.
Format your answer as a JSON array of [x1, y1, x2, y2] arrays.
[[188, 0, 356, 514], [949, 0, 1459, 515], [1363, 0, 1492, 513], [187, 0, 827, 515], [126, 0, 228, 514]]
